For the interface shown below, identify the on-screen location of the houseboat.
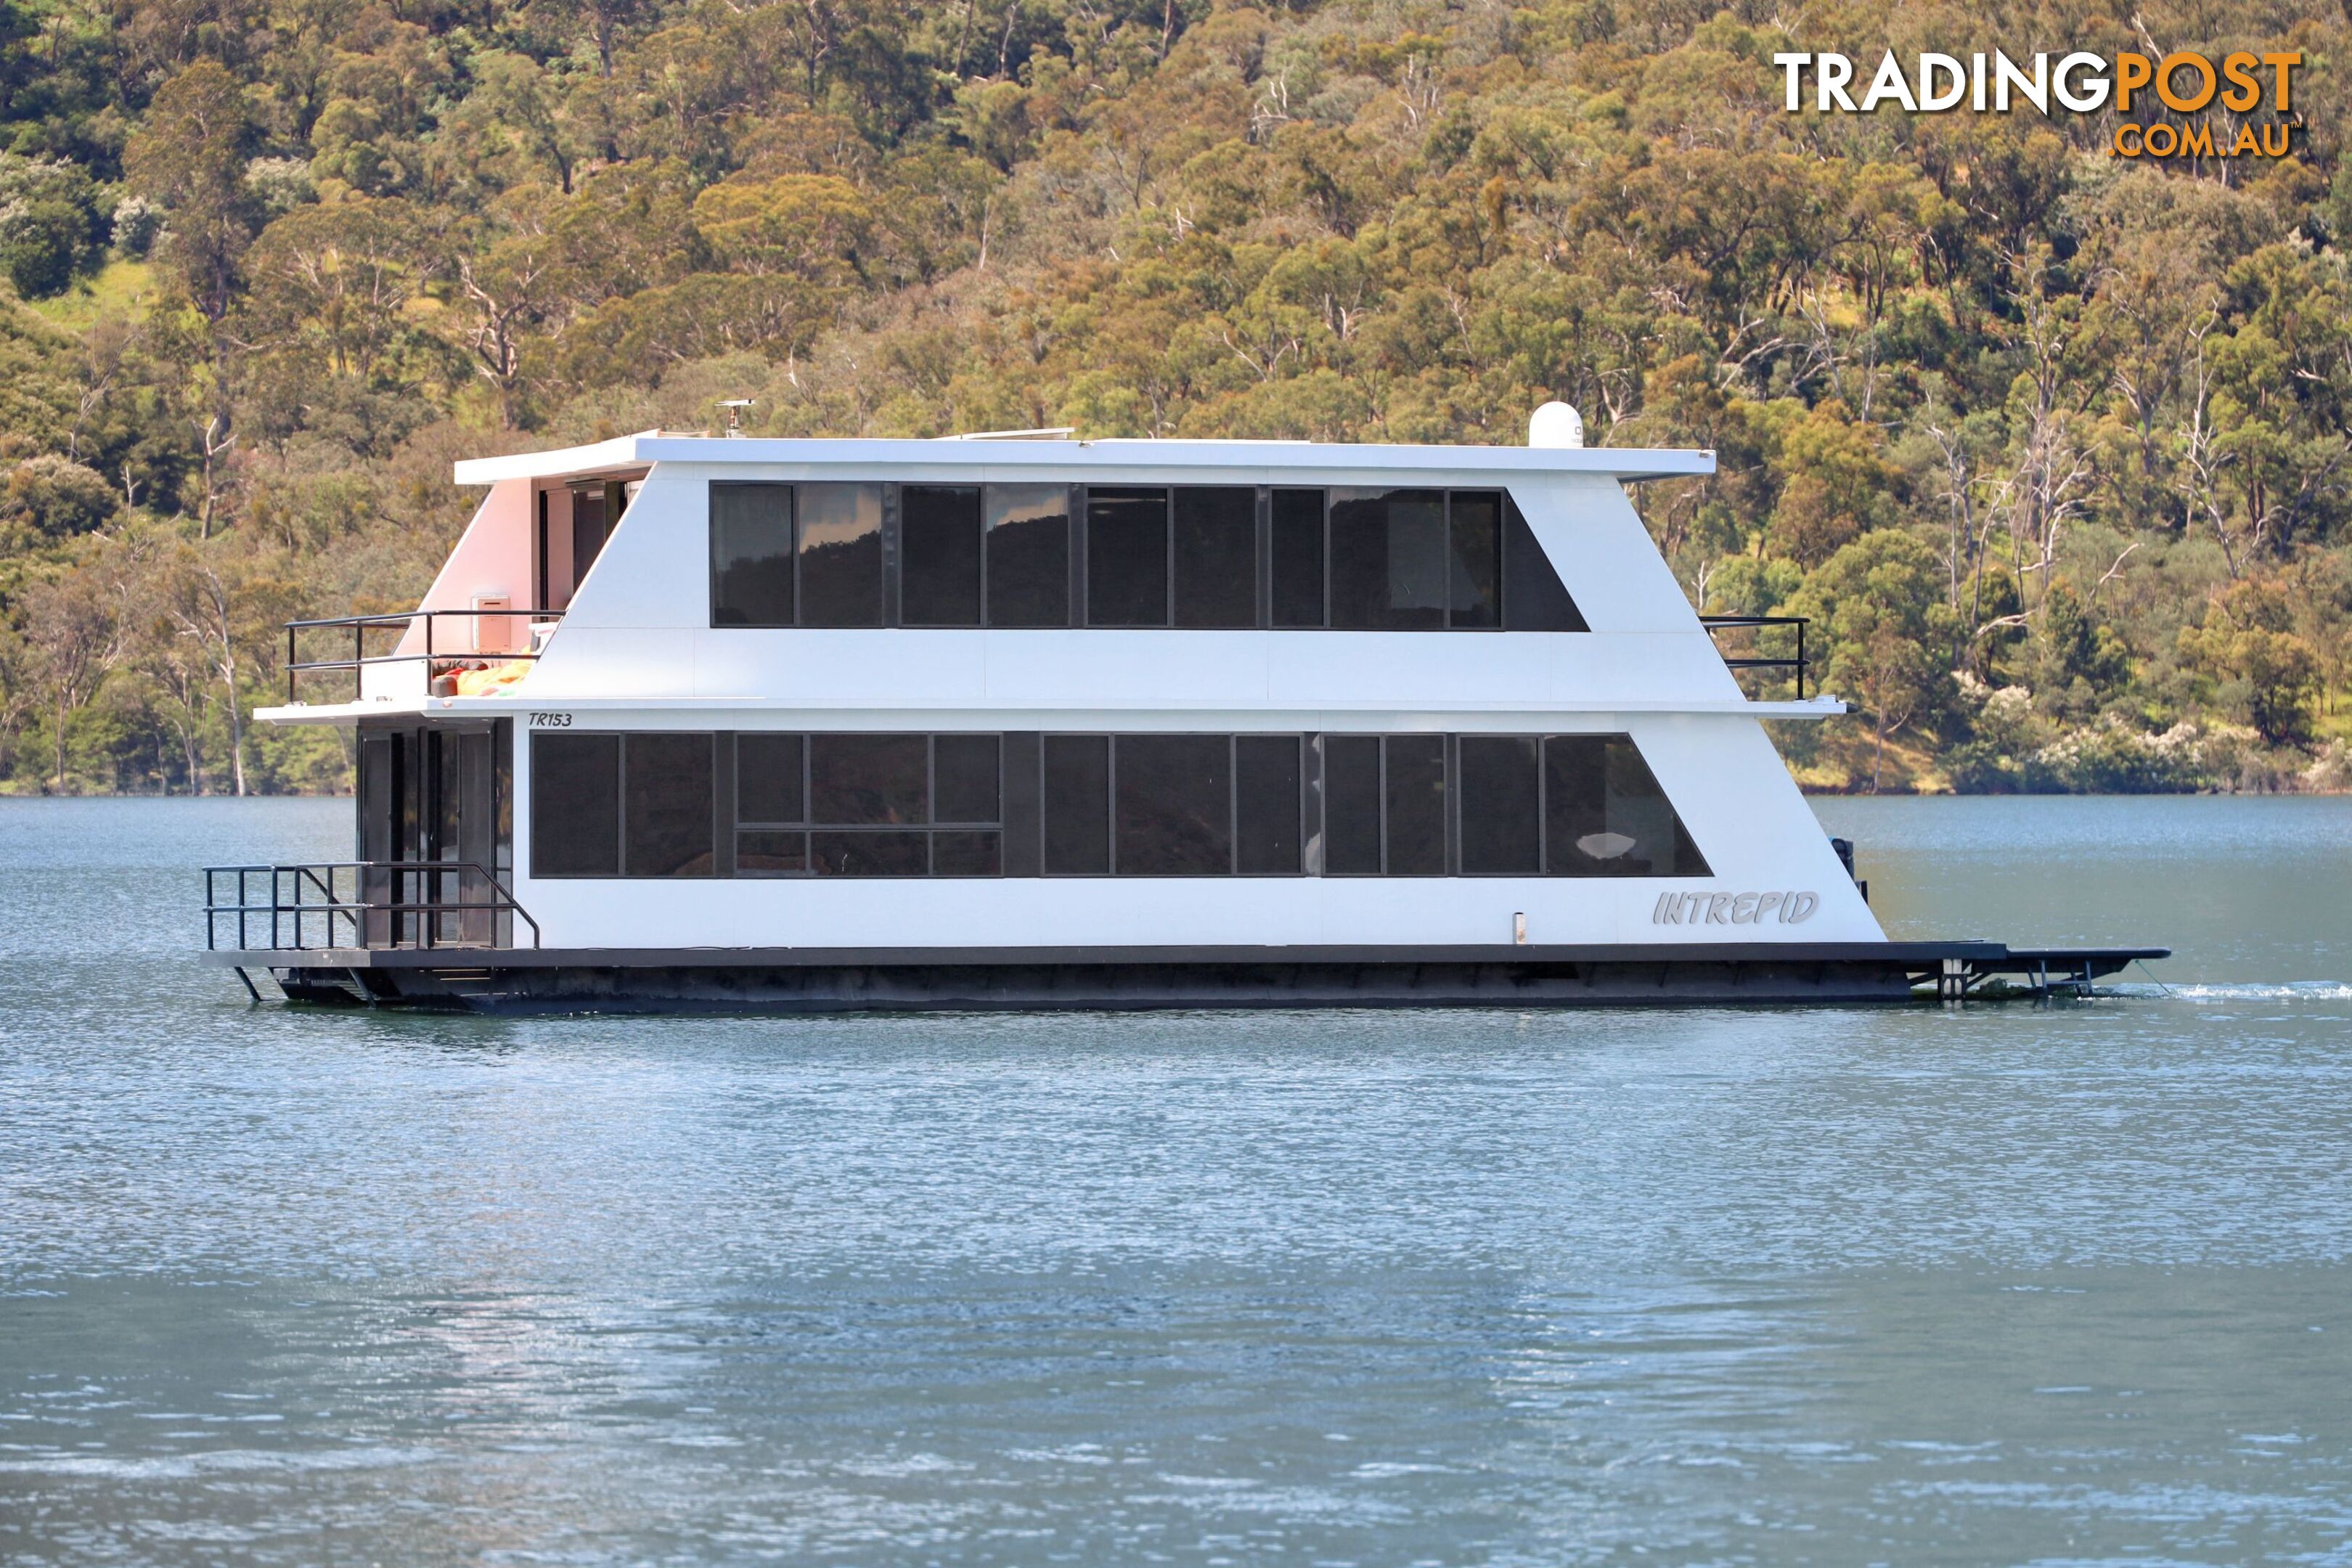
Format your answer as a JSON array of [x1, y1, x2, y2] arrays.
[[203, 410, 2163, 1009]]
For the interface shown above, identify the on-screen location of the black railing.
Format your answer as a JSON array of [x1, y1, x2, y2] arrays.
[[204, 862, 541, 952], [285, 608, 564, 703], [1699, 615, 1808, 700]]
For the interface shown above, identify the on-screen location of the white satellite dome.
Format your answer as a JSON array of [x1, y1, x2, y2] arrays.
[[1528, 401, 1585, 449]]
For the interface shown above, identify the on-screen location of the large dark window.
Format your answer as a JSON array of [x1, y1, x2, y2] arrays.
[[1114, 735, 1230, 875], [1457, 735, 1540, 874], [1323, 735, 1382, 875], [1331, 489, 1447, 631], [1086, 487, 1169, 626], [1235, 735, 1302, 874], [572, 487, 613, 589], [730, 732, 1003, 878], [533, 732, 711, 878], [986, 484, 1070, 627], [799, 483, 884, 626], [624, 732, 714, 877], [1175, 488, 1257, 628], [812, 832, 929, 876], [735, 732, 806, 875], [1544, 735, 1710, 876], [902, 485, 983, 626], [1270, 489, 1326, 627], [737, 830, 807, 875], [808, 733, 929, 873], [1448, 492, 1502, 629], [532, 733, 620, 876], [711, 481, 1584, 633], [1503, 495, 1587, 632], [544, 727, 1698, 881], [1042, 735, 1110, 874], [710, 483, 793, 627], [934, 734, 1000, 823], [934, 831, 1001, 876], [1383, 735, 1447, 875], [736, 733, 804, 825], [810, 733, 927, 825]]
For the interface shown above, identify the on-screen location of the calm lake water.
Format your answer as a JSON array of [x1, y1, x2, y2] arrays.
[[3, 794, 2349, 1566]]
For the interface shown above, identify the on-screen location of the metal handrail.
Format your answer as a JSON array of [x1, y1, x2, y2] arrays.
[[1699, 615, 1808, 700], [203, 861, 542, 952], [285, 608, 565, 701]]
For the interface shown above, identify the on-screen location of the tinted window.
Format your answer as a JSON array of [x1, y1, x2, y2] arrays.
[[1042, 735, 1109, 874], [1544, 735, 1708, 876], [902, 484, 982, 626], [572, 489, 611, 587], [1174, 487, 1256, 628], [1114, 735, 1231, 875], [1086, 487, 1169, 626], [1323, 735, 1381, 874], [1449, 492, 1501, 629], [986, 484, 1069, 626], [1270, 489, 1325, 627], [532, 733, 620, 875], [1458, 735, 1539, 873], [623, 732, 714, 877], [1236, 735, 1301, 874], [1503, 494, 1587, 632], [710, 482, 793, 627], [1384, 735, 1447, 875], [933, 831, 1002, 877], [810, 733, 927, 825], [812, 831, 928, 876], [934, 734, 1000, 824], [735, 733, 804, 824], [798, 483, 883, 626], [1331, 489, 1446, 631], [736, 830, 807, 875]]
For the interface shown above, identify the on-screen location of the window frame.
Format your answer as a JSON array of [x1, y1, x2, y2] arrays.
[[899, 483, 986, 629], [708, 481, 796, 629], [535, 728, 1698, 883], [1040, 731, 1114, 878], [730, 730, 1008, 880], [711, 482, 1591, 634]]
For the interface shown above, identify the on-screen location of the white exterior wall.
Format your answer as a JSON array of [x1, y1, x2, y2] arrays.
[[474, 446, 1880, 953]]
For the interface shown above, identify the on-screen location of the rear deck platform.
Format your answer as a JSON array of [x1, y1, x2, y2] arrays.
[[206, 942, 2170, 1012]]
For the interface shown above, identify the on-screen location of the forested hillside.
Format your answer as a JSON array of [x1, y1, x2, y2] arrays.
[[0, 0, 2343, 793]]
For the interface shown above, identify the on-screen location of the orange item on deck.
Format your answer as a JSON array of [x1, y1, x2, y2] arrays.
[[452, 659, 532, 697]]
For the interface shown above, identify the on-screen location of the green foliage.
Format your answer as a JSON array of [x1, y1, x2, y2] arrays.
[[3, 455, 118, 537], [0, 154, 105, 298], [0, 0, 2348, 791]]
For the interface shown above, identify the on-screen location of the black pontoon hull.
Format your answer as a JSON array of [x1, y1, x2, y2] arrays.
[[208, 942, 2168, 1013]]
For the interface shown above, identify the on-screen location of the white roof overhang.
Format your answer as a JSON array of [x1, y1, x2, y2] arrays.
[[454, 433, 1718, 486]]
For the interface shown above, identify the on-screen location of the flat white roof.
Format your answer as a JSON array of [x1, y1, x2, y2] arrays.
[[453, 433, 1718, 486]]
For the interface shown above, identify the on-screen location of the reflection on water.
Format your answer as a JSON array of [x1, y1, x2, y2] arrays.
[[2, 795, 2349, 1564]]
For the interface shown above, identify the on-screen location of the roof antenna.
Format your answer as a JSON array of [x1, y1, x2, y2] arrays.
[[719, 399, 755, 438]]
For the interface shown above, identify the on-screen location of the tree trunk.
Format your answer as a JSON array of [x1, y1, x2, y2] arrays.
[[225, 666, 248, 796], [178, 722, 203, 795]]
